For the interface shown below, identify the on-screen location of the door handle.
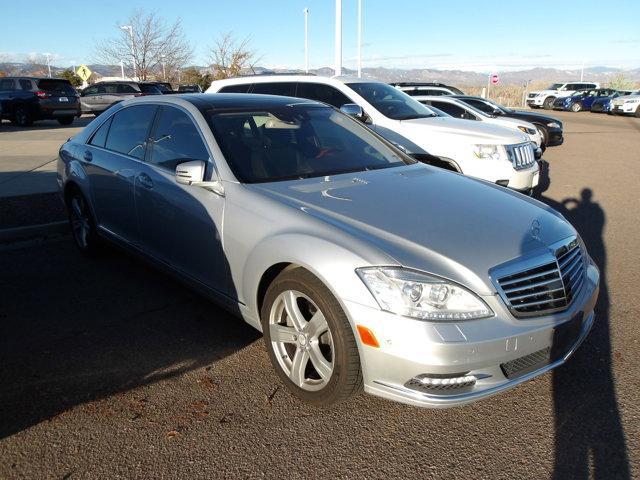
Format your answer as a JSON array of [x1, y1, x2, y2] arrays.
[[83, 151, 92, 162], [137, 172, 154, 190]]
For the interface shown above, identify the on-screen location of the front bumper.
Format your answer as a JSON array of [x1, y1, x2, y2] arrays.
[[546, 128, 564, 147], [611, 103, 640, 114], [346, 260, 599, 408], [526, 97, 545, 107]]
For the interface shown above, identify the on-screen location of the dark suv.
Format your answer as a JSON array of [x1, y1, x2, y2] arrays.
[[0, 77, 80, 126], [80, 81, 162, 115]]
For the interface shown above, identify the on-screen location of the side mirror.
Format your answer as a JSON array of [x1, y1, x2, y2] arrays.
[[175, 160, 224, 196], [340, 103, 367, 122], [493, 108, 502, 115]]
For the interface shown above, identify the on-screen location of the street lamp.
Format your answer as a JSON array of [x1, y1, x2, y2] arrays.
[[120, 25, 135, 79], [161, 54, 167, 81], [43, 53, 52, 78], [303, 8, 309, 73], [334, 0, 342, 77], [357, 0, 362, 78]]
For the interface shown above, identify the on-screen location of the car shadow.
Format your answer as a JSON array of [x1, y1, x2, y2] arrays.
[[535, 187, 630, 479], [0, 116, 93, 132], [0, 185, 259, 439]]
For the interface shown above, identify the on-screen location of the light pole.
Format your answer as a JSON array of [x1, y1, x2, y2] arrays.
[[120, 60, 125, 79], [120, 25, 135, 79], [303, 8, 309, 73], [580, 59, 585, 81], [43, 53, 52, 78], [334, 0, 342, 76], [161, 54, 167, 81], [357, 0, 362, 78]]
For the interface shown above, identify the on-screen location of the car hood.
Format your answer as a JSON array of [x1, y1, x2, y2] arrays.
[[251, 164, 574, 294], [613, 94, 640, 104], [506, 110, 562, 126], [397, 116, 528, 145]]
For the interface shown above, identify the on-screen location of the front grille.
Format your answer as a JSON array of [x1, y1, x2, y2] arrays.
[[501, 347, 551, 379], [495, 238, 585, 317], [506, 143, 536, 170]]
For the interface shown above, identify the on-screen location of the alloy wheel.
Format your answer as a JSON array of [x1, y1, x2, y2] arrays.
[[70, 194, 91, 249], [268, 290, 334, 391]]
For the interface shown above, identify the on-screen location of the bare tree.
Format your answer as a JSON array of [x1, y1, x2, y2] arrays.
[[608, 73, 638, 91], [95, 10, 193, 81], [208, 32, 258, 80]]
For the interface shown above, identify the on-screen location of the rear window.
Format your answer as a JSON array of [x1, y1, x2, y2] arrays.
[[105, 105, 157, 160], [37, 79, 76, 95], [219, 84, 251, 93], [139, 84, 161, 94]]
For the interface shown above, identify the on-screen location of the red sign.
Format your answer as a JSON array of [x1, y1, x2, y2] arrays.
[[490, 73, 500, 85]]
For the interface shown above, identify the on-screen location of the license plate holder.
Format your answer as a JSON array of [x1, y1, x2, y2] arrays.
[[59, 97, 69, 102]]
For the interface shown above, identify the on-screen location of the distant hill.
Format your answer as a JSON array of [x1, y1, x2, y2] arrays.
[[1, 62, 638, 87]]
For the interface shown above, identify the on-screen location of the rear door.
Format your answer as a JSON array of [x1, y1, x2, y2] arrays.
[[135, 105, 228, 294], [83, 104, 158, 244], [0, 78, 17, 115]]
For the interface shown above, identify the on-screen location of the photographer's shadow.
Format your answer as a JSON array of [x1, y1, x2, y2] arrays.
[[538, 185, 630, 479]]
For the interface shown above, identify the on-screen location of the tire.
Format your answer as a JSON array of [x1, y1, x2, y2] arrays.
[[635, 106, 640, 118], [261, 268, 363, 406], [12, 106, 33, 126], [57, 116, 74, 126], [66, 187, 101, 256], [543, 97, 556, 110], [570, 102, 582, 113]]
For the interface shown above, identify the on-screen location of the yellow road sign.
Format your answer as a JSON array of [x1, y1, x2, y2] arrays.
[[76, 65, 92, 82]]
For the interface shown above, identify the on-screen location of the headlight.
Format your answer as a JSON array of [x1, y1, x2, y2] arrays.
[[517, 126, 536, 135], [473, 144, 504, 161], [547, 122, 561, 128], [356, 267, 494, 321], [624, 99, 640, 104]]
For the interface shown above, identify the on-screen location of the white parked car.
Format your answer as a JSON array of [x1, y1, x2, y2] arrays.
[[207, 76, 539, 193], [390, 82, 464, 96], [414, 95, 543, 149], [526, 81, 599, 110], [610, 92, 640, 117]]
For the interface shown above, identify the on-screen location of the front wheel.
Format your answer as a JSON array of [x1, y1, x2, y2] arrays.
[[12, 106, 33, 126], [571, 102, 582, 113], [543, 97, 555, 110], [261, 268, 363, 406], [635, 106, 640, 118], [66, 188, 101, 256]]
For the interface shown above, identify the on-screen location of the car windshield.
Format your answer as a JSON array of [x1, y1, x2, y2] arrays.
[[345, 82, 438, 120], [206, 104, 415, 183], [139, 84, 162, 94], [547, 83, 564, 90], [482, 98, 512, 114]]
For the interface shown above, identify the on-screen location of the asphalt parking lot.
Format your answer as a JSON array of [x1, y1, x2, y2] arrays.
[[0, 111, 639, 479]]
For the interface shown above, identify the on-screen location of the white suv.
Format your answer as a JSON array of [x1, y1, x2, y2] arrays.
[[527, 82, 599, 110], [414, 95, 543, 149], [207, 76, 539, 193]]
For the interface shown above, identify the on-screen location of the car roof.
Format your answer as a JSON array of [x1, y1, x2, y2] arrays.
[[210, 74, 376, 88], [135, 92, 324, 110], [390, 82, 456, 87], [4, 76, 68, 81]]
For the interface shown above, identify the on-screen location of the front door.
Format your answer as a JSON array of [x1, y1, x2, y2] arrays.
[[83, 104, 158, 244], [135, 105, 229, 295]]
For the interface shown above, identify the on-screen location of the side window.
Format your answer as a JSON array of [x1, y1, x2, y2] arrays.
[[219, 84, 251, 93], [103, 84, 118, 94], [149, 106, 209, 171], [431, 101, 471, 119], [251, 82, 297, 96], [105, 105, 157, 160], [117, 84, 137, 94], [83, 86, 98, 95], [0, 79, 15, 91], [89, 116, 113, 148], [465, 99, 494, 113], [19, 79, 33, 91], [296, 83, 352, 108]]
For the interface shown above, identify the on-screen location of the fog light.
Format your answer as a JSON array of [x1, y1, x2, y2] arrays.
[[405, 372, 485, 394]]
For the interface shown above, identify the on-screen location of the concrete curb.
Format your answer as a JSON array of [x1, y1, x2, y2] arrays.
[[0, 221, 69, 244]]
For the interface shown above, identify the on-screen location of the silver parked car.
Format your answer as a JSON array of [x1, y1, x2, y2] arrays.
[[57, 94, 599, 407]]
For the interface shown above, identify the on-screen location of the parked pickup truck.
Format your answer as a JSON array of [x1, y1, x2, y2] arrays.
[[0, 77, 81, 126]]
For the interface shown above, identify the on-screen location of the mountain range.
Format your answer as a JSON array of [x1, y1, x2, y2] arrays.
[[1, 62, 638, 87]]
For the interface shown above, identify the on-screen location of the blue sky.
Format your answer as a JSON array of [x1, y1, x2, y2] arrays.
[[2, 0, 639, 72]]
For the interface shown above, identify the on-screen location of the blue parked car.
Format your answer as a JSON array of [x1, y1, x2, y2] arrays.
[[591, 90, 637, 113], [553, 88, 619, 112]]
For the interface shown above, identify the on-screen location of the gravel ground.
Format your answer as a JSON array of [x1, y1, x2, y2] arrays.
[[0, 111, 638, 480]]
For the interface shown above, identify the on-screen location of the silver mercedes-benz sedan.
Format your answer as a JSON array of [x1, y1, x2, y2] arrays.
[[57, 94, 599, 408]]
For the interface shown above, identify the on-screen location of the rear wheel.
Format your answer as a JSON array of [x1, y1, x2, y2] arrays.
[[57, 116, 74, 126], [570, 102, 582, 113], [261, 268, 362, 406], [543, 97, 555, 110], [12, 106, 33, 126], [635, 106, 640, 118], [66, 188, 101, 256]]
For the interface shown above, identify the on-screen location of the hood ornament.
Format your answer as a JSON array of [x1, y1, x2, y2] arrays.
[[531, 219, 541, 241]]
